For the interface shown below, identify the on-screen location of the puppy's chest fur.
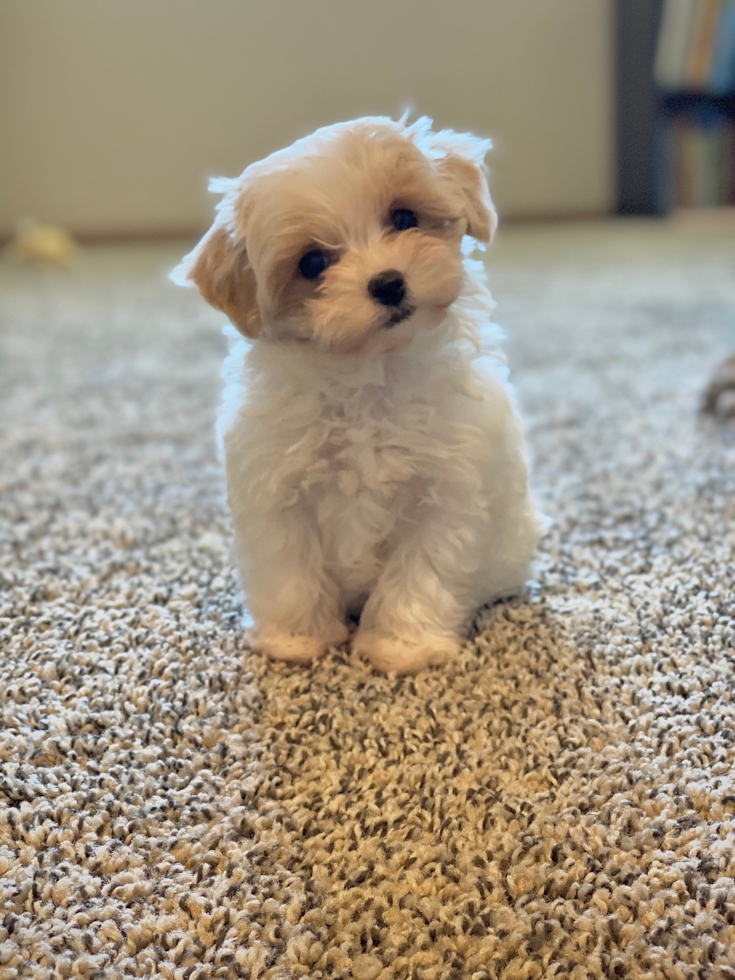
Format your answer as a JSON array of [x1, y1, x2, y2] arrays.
[[305, 378, 459, 596], [219, 336, 488, 601], [231, 342, 484, 599]]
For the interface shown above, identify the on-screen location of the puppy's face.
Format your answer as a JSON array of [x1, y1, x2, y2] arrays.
[[174, 117, 495, 355]]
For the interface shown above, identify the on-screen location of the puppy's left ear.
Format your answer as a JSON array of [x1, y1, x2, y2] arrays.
[[411, 120, 496, 243], [438, 151, 497, 244]]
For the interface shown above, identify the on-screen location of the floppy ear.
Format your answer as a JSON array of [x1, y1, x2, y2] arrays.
[[171, 217, 261, 339], [407, 117, 497, 243], [437, 152, 497, 244]]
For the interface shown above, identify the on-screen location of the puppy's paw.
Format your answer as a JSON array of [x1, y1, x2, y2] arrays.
[[256, 624, 349, 664], [353, 630, 459, 675]]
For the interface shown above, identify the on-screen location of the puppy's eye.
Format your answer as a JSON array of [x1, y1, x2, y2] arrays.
[[391, 208, 418, 231], [299, 249, 330, 280]]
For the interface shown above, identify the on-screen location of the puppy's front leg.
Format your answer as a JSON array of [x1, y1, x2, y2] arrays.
[[236, 506, 348, 664], [353, 501, 477, 674]]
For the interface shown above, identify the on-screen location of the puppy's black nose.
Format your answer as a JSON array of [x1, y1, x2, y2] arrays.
[[368, 270, 406, 307]]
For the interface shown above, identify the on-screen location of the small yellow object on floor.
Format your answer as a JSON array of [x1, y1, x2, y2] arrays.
[[10, 219, 79, 265]]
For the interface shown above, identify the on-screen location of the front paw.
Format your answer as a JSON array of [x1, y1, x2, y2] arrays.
[[353, 629, 460, 675], [255, 623, 349, 664]]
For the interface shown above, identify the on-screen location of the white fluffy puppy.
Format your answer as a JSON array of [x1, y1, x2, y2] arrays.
[[173, 116, 541, 674]]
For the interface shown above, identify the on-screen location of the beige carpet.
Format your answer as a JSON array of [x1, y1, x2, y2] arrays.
[[1, 220, 734, 980]]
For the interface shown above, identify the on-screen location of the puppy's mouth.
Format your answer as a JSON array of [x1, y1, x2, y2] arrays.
[[385, 304, 415, 329]]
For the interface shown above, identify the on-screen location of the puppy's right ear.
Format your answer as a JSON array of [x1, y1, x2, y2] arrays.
[[171, 222, 261, 339]]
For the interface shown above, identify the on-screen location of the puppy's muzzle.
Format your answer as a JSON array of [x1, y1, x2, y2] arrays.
[[368, 269, 414, 328]]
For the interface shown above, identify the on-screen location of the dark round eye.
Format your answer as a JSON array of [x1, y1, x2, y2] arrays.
[[391, 208, 418, 231], [298, 248, 330, 280]]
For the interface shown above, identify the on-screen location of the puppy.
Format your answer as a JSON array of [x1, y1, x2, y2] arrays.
[[173, 116, 541, 674]]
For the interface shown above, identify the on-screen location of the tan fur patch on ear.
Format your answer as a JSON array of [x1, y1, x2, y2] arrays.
[[438, 154, 496, 244], [177, 226, 262, 338]]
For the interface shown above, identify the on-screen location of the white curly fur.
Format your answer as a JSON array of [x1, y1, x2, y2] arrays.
[[173, 116, 541, 674]]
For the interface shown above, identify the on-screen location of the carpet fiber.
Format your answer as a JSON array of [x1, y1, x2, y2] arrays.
[[1, 221, 734, 980]]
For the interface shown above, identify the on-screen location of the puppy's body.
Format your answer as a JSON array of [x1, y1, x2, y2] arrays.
[[175, 116, 541, 673]]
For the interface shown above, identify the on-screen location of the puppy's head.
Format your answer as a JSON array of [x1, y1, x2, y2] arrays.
[[172, 116, 495, 354]]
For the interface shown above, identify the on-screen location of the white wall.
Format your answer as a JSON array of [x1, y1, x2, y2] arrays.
[[0, 0, 614, 237]]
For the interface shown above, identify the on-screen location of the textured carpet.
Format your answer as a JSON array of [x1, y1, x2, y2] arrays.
[[1, 220, 734, 980]]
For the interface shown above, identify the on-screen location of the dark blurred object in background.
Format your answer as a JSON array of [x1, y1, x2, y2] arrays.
[[618, 0, 735, 215]]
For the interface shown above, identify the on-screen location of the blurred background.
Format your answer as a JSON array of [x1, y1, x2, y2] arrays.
[[3, 0, 735, 242], [0, 0, 615, 239]]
